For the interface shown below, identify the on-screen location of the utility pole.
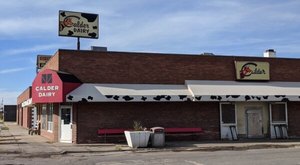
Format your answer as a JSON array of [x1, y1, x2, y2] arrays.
[[0, 98, 3, 112], [0, 98, 3, 121]]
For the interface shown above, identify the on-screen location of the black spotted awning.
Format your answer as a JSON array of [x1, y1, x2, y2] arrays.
[[66, 84, 192, 102], [186, 80, 300, 102], [66, 81, 300, 102]]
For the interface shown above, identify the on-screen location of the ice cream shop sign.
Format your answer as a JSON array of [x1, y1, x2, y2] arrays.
[[235, 61, 270, 81], [32, 70, 64, 103], [35, 84, 59, 97]]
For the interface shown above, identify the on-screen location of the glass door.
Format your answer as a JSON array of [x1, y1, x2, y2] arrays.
[[60, 105, 72, 143], [270, 103, 288, 139], [220, 103, 237, 140]]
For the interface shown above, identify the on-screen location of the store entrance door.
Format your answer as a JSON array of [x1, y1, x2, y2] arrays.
[[60, 105, 72, 143], [247, 109, 263, 138]]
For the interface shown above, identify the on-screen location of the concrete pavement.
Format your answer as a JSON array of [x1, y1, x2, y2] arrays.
[[1, 122, 300, 156]]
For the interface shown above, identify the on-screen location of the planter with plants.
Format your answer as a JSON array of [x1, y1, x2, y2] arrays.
[[124, 121, 151, 148]]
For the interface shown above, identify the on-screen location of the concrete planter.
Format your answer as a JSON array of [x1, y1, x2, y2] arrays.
[[124, 131, 151, 148]]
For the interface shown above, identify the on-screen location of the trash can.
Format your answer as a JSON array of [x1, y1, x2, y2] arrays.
[[150, 127, 165, 147]]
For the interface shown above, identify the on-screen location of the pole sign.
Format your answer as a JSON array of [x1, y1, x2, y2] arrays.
[[59, 10, 99, 39], [235, 61, 270, 80]]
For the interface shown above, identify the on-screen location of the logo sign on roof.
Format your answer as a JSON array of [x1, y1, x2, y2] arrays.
[[37, 55, 51, 68], [235, 61, 270, 80], [36, 55, 51, 73], [59, 10, 99, 39], [32, 70, 63, 103]]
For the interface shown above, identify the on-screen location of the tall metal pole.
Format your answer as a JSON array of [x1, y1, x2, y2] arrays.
[[77, 37, 80, 50], [0, 98, 3, 112]]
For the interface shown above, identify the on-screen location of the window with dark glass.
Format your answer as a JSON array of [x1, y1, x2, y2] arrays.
[[61, 108, 71, 124], [221, 104, 236, 124], [41, 104, 47, 129], [271, 104, 286, 122], [42, 74, 52, 84], [47, 104, 54, 131]]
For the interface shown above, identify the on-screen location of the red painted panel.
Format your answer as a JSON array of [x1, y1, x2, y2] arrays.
[[32, 69, 64, 103], [63, 82, 81, 102], [164, 127, 203, 133], [97, 129, 128, 135]]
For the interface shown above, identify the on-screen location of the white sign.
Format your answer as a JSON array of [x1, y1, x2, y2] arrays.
[[59, 10, 99, 39], [21, 98, 32, 107], [35, 85, 59, 98]]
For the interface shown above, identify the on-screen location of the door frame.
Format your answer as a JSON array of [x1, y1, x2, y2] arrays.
[[219, 102, 237, 140], [269, 102, 288, 139], [246, 108, 263, 138], [59, 105, 73, 143]]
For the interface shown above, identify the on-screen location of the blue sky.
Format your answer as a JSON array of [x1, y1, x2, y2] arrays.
[[1, 0, 300, 104]]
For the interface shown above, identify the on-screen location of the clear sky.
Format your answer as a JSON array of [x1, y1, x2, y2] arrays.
[[1, 0, 300, 105]]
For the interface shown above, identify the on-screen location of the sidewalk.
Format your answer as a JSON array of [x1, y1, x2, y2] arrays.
[[1, 122, 300, 156]]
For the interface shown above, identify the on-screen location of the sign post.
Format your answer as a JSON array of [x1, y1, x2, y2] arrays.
[[77, 37, 80, 50], [58, 10, 99, 50]]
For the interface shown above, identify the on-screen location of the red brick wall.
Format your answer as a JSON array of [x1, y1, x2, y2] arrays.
[[17, 87, 32, 128], [16, 105, 20, 125], [287, 102, 300, 138], [53, 104, 60, 142], [73, 102, 219, 143], [72, 104, 78, 143], [39, 104, 59, 142], [40, 51, 59, 72], [17, 87, 31, 104], [55, 50, 300, 84], [21, 107, 32, 128]]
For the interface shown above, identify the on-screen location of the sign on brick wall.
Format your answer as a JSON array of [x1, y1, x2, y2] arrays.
[[235, 61, 270, 80]]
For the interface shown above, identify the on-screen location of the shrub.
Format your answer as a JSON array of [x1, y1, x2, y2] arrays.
[[133, 121, 144, 131]]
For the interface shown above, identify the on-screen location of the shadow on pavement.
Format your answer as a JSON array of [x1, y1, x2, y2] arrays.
[[0, 142, 27, 145]]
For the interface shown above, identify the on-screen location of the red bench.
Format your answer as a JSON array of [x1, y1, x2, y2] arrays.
[[97, 128, 128, 135], [97, 127, 203, 142], [164, 127, 203, 134], [97, 128, 129, 143], [97, 127, 203, 135]]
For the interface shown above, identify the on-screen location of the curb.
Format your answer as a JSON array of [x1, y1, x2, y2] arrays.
[[0, 143, 299, 155], [171, 144, 299, 152], [0, 144, 298, 156], [43, 144, 300, 155]]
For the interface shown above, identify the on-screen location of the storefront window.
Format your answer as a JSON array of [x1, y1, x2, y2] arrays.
[[221, 104, 236, 124], [41, 104, 47, 129], [271, 103, 286, 123], [47, 104, 53, 132]]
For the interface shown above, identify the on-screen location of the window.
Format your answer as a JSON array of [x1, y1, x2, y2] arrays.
[[42, 74, 52, 84], [41, 104, 47, 129], [271, 103, 286, 123], [47, 104, 54, 132], [61, 108, 71, 124], [221, 103, 236, 124]]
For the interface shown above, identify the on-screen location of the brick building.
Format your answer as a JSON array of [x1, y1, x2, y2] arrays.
[[17, 49, 300, 143], [17, 87, 33, 128]]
